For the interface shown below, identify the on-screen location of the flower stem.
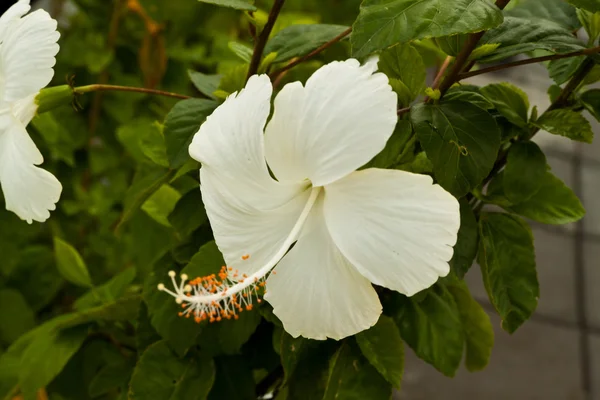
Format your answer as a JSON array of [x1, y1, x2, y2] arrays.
[[459, 46, 600, 80], [74, 84, 190, 100], [246, 0, 286, 81]]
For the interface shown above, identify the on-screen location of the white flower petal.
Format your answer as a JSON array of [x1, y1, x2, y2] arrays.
[[0, 8, 59, 104], [201, 169, 310, 276], [323, 168, 460, 296], [265, 195, 382, 340], [190, 75, 309, 275], [0, 0, 30, 40], [0, 110, 61, 223], [264, 59, 397, 187]]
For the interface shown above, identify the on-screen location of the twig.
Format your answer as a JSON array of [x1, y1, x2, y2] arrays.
[[269, 27, 352, 81], [397, 106, 411, 116], [459, 46, 600, 80], [246, 0, 286, 81], [75, 84, 190, 99], [436, 0, 512, 96], [431, 56, 453, 91]]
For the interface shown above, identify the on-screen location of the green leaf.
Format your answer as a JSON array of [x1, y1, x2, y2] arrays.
[[444, 86, 494, 110], [19, 326, 88, 400], [228, 41, 253, 62], [280, 333, 311, 383], [503, 141, 547, 203], [163, 99, 218, 169], [578, 8, 600, 44], [264, 24, 349, 63], [568, 0, 600, 13], [378, 43, 426, 103], [139, 122, 169, 168], [53, 237, 92, 288], [533, 109, 594, 143], [0, 289, 35, 346], [478, 17, 585, 63], [389, 287, 464, 377], [580, 89, 600, 121], [411, 101, 501, 197], [507, 171, 586, 225], [143, 263, 203, 356], [480, 82, 529, 128], [355, 316, 404, 389], [323, 341, 392, 400], [141, 184, 182, 227], [450, 199, 479, 278], [117, 167, 177, 232], [197, 0, 256, 10], [188, 70, 221, 100], [446, 280, 494, 372], [547, 56, 585, 85], [506, 0, 580, 31], [89, 359, 134, 397], [136, 303, 161, 353], [478, 212, 539, 333], [208, 356, 255, 400], [74, 267, 137, 310], [363, 120, 414, 169], [435, 34, 467, 57], [350, 0, 504, 58], [168, 189, 208, 238], [128, 340, 215, 400]]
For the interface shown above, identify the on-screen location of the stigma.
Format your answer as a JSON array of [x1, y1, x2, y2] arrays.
[[157, 266, 266, 323]]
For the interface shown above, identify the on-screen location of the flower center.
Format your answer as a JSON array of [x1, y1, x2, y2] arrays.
[[158, 186, 322, 323]]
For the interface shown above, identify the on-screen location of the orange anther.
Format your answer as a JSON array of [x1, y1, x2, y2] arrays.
[[242, 254, 250, 260]]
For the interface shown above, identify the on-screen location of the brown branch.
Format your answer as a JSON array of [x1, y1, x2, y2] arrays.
[[431, 56, 453, 91], [269, 27, 352, 81], [436, 0, 512, 96], [246, 0, 286, 81], [397, 106, 411, 116], [75, 84, 190, 99], [459, 46, 600, 80]]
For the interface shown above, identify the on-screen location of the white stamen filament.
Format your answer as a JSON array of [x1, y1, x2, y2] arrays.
[[158, 186, 321, 320]]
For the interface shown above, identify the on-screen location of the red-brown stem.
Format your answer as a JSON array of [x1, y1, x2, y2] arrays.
[[246, 0, 286, 81], [459, 46, 600, 80], [269, 27, 352, 81], [75, 84, 190, 99]]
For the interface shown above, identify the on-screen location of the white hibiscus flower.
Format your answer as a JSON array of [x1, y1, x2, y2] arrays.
[[0, 0, 61, 223], [159, 59, 460, 340]]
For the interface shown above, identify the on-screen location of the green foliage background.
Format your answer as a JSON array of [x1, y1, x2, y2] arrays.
[[0, 0, 598, 398]]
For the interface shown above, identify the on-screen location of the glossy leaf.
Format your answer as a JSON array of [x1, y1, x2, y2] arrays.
[[163, 99, 219, 169], [53, 237, 92, 288], [508, 171, 586, 225], [411, 101, 501, 197], [389, 287, 464, 377], [446, 280, 494, 372], [323, 341, 392, 400], [450, 199, 479, 278], [478, 17, 585, 63], [355, 316, 404, 388], [188, 70, 221, 100], [581, 89, 600, 121], [198, 0, 256, 10], [378, 43, 426, 103], [0, 289, 35, 346], [533, 109, 594, 143], [478, 212, 539, 333], [351, 0, 504, 57], [480, 83, 530, 128], [503, 141, 547, 203], [128, 340, 215, 400], [506, 0, 580, 30], [568, 0, 600, 13], [265, 24, 349, 63], [168, 189, 208, 238]]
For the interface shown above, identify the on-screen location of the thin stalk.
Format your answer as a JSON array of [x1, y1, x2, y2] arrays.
[[269, 27, 352, 81], [75, 84, 190, 100], [246, 0, 286, 81], [459, 46, 600, 80]]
